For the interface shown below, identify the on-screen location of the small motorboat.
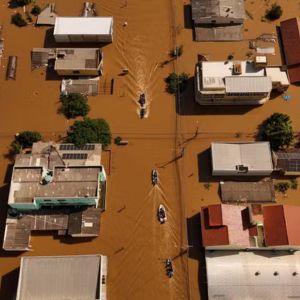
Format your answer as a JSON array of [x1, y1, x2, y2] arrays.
[[138, 93, 146, 107], [151, 169, 158, 185], [158, 204, 167, 224], [165, 258, 174, 278], [140, 107, 146, 119]]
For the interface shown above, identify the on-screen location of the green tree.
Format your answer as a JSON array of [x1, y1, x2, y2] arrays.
[[15, 131, 42, 148], [11, 13, 27, 27], [66, 118, 112, 148], [60, 93, 90, 119], [265, 3, 282, 21], [16, 0, 32, 6], [31, 5, 41, 16], [262, 113, 294, 150], [165, 72, 189, 94]]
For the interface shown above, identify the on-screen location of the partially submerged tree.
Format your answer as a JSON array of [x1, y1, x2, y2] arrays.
[[66, 118, 112, 148], [165, 72, 189, 94], [11, 13, 27, 27], [262, 113, 294, 150], [60, 93, 90, 119], [31, 5, 41, 16], [11, 131, 42, 154], [15, 0, 32, 6], [265, 3, 282, 21]]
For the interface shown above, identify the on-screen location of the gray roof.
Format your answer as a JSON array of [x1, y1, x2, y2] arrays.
[[61, 79, 99, 96], [211, 142, 273, 172], [195, 24, 243, 41], [191, 0, 245, 21], [274, 150, 300, 173], [206, 250, 300, 300], [225, 76, 272, 93], [220, 181, 276, 203], [36, 3, 57, 26], [16, 255, 104, 300]]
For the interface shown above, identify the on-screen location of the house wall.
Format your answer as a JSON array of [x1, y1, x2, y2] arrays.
[[55, 69, 100, 76], [194, 16, 244, 25], [54, 34, 112, 43], [212, 169, 273, 176]]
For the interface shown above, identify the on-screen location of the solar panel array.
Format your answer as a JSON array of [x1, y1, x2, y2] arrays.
[[288, 160, 300, 172], [59, 144, 95, 151], [62, 153, 88, 160]]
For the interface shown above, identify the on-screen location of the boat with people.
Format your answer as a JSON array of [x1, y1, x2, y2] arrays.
[[151, 169, 158, 185], [157, 204, 167, 224], [165, 258, 174, 278]]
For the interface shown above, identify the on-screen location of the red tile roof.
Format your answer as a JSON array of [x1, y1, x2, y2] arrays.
[[263, 205, 300, 246], [287, 64, 300, 84], [280, 18, 300, 66], [200, 204, 251, 247]]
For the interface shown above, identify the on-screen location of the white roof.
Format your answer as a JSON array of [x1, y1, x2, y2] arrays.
[[201, 61, 265, 89], [206, 250, 300, 300], [17, 255, 104, 300], [211, 142, 273, 171], [54, 17, 113, 35], [225, 76, 272, 93], [266, 67, 290, 85]]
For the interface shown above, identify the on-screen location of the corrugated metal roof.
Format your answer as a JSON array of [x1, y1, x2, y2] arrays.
[[17, 255, 104, 300], [206, 250, 300, 300], [225, 76, 272, 93], [280, 18, 300, 66], [220, 181, 275, 203], [191, 0, 245, 21], [54, 17, 113, 35]]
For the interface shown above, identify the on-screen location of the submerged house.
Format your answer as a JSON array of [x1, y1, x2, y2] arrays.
[[54, 17, 113, 43], [191, 0, 245, 41], [3, 142, 107, 251], [211, 142, 273, 176], [16, 255, 108, 300], [195, 59, 289, 105], [280, 18, 300, 84], [54, 48, 103, 76], [273, 149, 300, 176], [201, 204, 300, 250]]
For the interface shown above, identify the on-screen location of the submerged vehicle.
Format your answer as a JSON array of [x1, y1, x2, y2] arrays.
[[151, 169, 158, 185], [158, 204, 167, 224], [165, 258, 174, 278]]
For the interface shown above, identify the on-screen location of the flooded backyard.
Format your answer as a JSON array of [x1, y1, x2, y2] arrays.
[[0, 0, 300, 299]]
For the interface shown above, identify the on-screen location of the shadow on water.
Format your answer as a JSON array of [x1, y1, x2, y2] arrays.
[[183, 4, 193, 29], [197, 149, 220, 183], [177, 77, 259, 116], [0, 267, 19, 300], [187, 213, 208, 300]]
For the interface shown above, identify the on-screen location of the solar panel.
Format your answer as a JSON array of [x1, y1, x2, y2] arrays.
[[288, 160, 300, 172], [59, 144, 95, 151], [62, 153, 88, 160]]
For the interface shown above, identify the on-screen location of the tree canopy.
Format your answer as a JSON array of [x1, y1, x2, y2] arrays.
[[265, 3, 282, 21], [11, 13, 27, 27], [262, 113, 294, 150], [165, 72, 189, 94], [15, 131, 42, 148], [66, 118, 112, 148], [60, 93, 90, 119]]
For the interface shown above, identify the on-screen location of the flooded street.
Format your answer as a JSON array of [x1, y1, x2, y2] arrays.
[[0, 0, 300, 299]]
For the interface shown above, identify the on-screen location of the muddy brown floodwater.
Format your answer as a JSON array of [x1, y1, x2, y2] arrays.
[[0, 0, 300, 299]]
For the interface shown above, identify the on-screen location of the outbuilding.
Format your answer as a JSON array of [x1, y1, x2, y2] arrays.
[[54, 17, 113, 43]]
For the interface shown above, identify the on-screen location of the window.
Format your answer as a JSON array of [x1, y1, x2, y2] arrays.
[[72, 70, 80, 74], [102, 275, 106, 285]]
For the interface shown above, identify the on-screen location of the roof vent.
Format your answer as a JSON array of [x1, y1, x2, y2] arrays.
[[255, 271, 260, 276], [274, 271, 279, 276], [293, 272, 298, 276], [236, 165, 249, 173], [40, 167, 53, 185]]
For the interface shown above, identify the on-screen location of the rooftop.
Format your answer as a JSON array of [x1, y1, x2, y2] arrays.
[[9, 142, 102, 204], [191, 0, 245, 22], [206, 250, 300, 300], [274, 149, 300, 173], [263, 205, 300, 246], [54, 17, 113, 35], [265, 67, 290, 86], [201, 204, 252, 247], [211, 142, 273, 172], [220, 181, 276, 203], [54, 48, 102, 71], [61, 79, 99, 96], [16, 255, 105, 300]]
